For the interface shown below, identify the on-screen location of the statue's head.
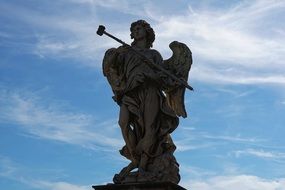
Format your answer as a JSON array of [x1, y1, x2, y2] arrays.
[[130, 20, 155, 49]]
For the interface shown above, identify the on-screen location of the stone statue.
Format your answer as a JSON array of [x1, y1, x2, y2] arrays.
[[99, 20, 193, 184]]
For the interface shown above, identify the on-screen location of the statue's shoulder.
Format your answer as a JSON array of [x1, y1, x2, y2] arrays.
[[104, 45, 128, 55], [116, 45, 130, 54], [148, 48, 163, 61], [149, 49, 162, 58], [149, 48, 161, 55]]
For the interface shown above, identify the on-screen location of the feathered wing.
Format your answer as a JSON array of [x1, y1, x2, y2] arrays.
[[102, 48, 126, 100], [163, 41, 192, 118]]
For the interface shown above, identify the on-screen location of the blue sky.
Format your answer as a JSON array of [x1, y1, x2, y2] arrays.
[[0, 0, 285, 189]]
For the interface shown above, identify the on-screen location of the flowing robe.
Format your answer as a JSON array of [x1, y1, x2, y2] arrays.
[[113, 46, 179, 161]]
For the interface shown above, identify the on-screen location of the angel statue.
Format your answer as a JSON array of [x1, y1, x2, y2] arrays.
[[99, 20, 193, 184]]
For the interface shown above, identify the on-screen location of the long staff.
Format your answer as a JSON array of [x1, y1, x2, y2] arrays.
[[97, 25, 193, 91]]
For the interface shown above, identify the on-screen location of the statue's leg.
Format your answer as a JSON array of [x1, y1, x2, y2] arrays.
[[119, 104, 138, 165], [138, 87, 160, 170], [114, 161, 137, 183]]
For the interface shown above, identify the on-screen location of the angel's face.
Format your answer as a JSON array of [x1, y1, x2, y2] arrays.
[[132, 24, 146, 41]]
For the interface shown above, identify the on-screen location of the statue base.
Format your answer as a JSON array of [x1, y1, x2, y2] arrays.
[[92, 182, 187, 190]]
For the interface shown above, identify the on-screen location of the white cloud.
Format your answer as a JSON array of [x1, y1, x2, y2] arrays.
[[152, 0, 285, 86], [0, 156, 89, 190], [174, 129, 265, 152], [202, 134, 263, 144], [0, 31, 11, 38], [179, 165, 285, 190], [0, 1, 119, 65], [0, 156, 17, 178], [180, 165, 217, 178], [155, 0, 285, 64], [175, 140, 215, 152], [173, 118, 268, 152], [0, 89, 123, 151], [214, 88, 254, 98], [68, 0, 153, 18], [2, 0, 285, 86], [233, 149, 285, 160], [4, 154, 285, 190], [190, 65, 285, 86], [31, 180, 89, 190], [181, 175, 285, 190], [68, 0, 285, 86]]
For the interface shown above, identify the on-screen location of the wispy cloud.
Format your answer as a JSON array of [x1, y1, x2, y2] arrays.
[[0, 0, 157, 63], [175, 140, 216, 152], [68, 0, 150, 17], [178, 162, 285, 190], [54, 0, 285, 86], [151, 0, 285, 86], [174, 129, 265, 152], [30, 180, 89, 190], [179, 164, 285, 190], [202, 134, 263, 144], [0, 1, 117, 64], [180, 165, 217, 178], [190, 66, 285, 85], [0, 89, 123, 151], [0, 156, 17, 178], [0, 156, 89, 190], [174, 128, 221, 152], [233, 149, 285, 160], [0, 31, 11, 38], [155, 0, 285, 64], [214, 88, 255, 98], [2, 1, 285, 86], [181, 175, 285, 190]]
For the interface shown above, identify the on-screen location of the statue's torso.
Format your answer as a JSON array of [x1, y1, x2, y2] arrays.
[[118, 48, 162, 91]]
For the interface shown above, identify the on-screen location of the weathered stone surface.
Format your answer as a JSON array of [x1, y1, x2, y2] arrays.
[[92, 182, 187, 190], [98, 19, 193, 184]]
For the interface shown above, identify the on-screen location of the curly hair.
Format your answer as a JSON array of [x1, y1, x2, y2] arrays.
[[130, 20, 155, 49]]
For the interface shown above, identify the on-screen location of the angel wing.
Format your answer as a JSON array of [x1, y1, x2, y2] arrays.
[[163, 41, 192, 118], [102, 48, 126, 102]]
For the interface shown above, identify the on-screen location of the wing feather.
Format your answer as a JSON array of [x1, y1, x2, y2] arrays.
[[163, 41, 192, 118], [102, 48, 126, 93]]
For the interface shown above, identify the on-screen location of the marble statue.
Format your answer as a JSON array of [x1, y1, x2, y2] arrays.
[[97, 20, 193, 184]]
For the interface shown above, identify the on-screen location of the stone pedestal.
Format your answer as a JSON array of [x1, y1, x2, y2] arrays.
[[92, 182, 187, 190]]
